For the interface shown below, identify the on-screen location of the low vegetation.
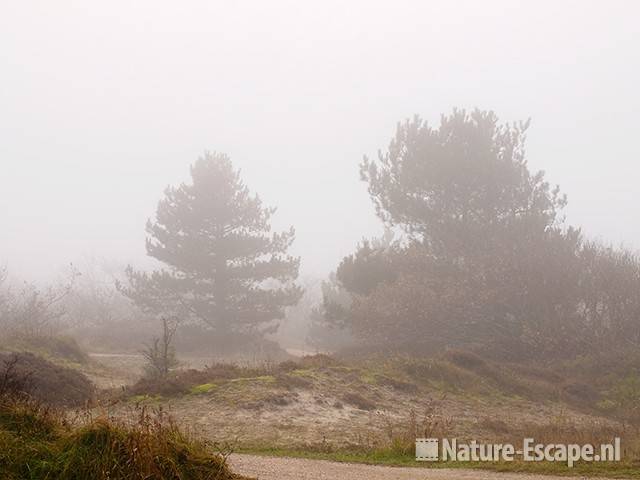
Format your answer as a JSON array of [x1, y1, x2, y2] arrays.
[[237, 382, 640, 477], [0, 345, 251, 479], [128, 359, 299, 397], [0, 352, 94, 407], [126, 350, 640, 421], [119, 350, 640, 477], [2, 108, 640, 479], [0, 394, 248, 480]]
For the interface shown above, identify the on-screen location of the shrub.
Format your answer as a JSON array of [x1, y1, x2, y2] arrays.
[[141, 318, 179, 380], [128, 362, 272, 397], [443, 349, 487, 371], [0, 354, 32, 397], [607, 375, 640, 423], [0, 352, 94, 407], [561, 381, 601, 405], [276, 360, 299, 373], [342, 392, 376, 411], [129, 376, 187, 397], [275, 373, 312, 390], [376, 375, 418, 393], [36, 335, 89, 363]]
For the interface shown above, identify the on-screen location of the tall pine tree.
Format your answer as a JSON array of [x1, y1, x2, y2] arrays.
[[121, 152, 302, 335]]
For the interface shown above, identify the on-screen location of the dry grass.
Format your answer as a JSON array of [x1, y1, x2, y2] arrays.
[[104, 348, 640, 477], [254, 398, 640, 476], [0, 393, 250, 479], [127, 358, 325, 397]]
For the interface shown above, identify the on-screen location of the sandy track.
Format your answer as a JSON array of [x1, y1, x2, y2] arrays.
[[229, 454, 615, 480]]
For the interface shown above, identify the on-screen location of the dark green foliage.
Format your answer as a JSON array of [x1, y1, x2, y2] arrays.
[[361, 110, 566, 257], [120, 152, 302, 336], [336, 240, 397, 296], [329, 108, 640, 360]]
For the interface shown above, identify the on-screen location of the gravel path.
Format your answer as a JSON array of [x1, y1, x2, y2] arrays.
[[229, 454, 615, 480]]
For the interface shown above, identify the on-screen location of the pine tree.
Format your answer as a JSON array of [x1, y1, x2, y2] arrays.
[[120, 152, 302, 335]]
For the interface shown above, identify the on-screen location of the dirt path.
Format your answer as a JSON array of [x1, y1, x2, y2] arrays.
[[229, 454, 616, 480]]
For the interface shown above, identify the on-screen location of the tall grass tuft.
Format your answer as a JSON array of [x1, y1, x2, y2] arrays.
[[0, 394, 248, 479]]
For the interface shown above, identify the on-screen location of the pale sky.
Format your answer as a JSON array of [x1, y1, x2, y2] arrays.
[[1, 1, 639, 279]]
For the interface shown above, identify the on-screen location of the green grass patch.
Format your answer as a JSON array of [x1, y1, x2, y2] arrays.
[[128, 394, 163, 403], [190, 383, 217, 394], [359, 372, 377, 384], [230, 375, 276, 384]]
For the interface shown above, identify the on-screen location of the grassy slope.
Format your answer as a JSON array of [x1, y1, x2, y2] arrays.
[[0, 395, 249, 480], [122, 352, 640, 478]]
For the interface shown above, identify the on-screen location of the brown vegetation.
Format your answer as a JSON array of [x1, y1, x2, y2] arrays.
[[0, 352, 94, 407]]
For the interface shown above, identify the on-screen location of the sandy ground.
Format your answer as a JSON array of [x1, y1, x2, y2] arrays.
[[89, 352, 617, 451], [229, 454, 617, 480], [87, 353, 626, 479], [86, 352, 214, 388]]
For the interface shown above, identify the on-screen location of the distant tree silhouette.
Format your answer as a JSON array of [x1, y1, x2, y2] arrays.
[[120, 152, 302, 335], [361, 109, 567, 261], [331, 109, 603, 358]]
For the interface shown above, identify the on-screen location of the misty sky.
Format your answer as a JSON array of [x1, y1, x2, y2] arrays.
[[1, 1, 639, 280]]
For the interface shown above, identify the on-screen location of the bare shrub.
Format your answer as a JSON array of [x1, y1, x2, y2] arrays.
[[0, 267, 78, 338], [0, 354, 32, 397], [142, 318, 179, 380]]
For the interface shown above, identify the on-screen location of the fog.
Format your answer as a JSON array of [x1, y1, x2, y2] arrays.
[[2, 0, 639, 280], [3, 6, 640, 476]]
